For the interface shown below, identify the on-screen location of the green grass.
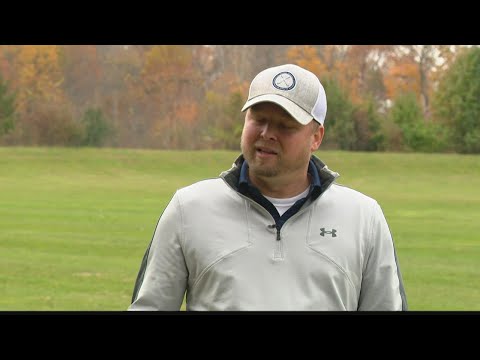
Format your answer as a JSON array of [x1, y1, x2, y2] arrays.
[[1, 147, 479, 310]]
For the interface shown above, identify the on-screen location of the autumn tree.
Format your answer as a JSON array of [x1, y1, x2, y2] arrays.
[[13, 46, 67, 113], [139, 45, 202, 149], [383, 45, 457, 119], [95, 45, 145, 148], [58, 45, 102, 114], [210, 45, 287, 87], [286, 45, 333, 76], [384, 50, 421, 102], [287, 45, 390, 104], [342, 46, 392, 105], [196, 67, 249, 150], [0, 46, 19, 84], [2, 45, 75, 145], [287, 45, 393, 151]]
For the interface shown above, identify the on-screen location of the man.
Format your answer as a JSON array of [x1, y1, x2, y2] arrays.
[[129, 64, 408, 311]]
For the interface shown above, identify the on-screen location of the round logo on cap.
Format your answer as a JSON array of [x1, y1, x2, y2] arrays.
[[272, 72, 296, 91]]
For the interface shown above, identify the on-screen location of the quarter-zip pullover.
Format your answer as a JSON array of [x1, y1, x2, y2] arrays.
[[129, 154, 408, 311]]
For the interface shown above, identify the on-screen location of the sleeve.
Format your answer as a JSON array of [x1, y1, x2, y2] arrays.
[[357, 201, 408, 311], [128, 192, 188, 310]]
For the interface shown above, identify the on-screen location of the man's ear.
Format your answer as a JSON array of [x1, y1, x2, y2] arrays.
[[311, 124, 324, 151]]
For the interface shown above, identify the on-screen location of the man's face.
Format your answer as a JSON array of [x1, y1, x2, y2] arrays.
[[240, 102, 323, 179]]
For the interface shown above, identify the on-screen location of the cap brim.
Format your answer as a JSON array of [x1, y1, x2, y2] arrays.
[[241, 94, 314, 125]]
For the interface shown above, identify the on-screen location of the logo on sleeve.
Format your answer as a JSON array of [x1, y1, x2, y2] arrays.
[[320, 228, 337, 237]]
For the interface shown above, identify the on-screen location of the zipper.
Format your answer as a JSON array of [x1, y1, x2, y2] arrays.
[[273, 225, 283, 260], [267, 224, 281, 240], [221, 159, 340, 261], [238, 179, 337, 260], [267, 224, 283, 259], [244, 198, 285, 260]]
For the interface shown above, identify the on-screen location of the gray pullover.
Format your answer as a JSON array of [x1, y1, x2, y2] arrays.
[[129, 155, 407, 311]]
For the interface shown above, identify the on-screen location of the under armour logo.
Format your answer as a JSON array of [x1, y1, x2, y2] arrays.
[[320, 228, 337, 237]]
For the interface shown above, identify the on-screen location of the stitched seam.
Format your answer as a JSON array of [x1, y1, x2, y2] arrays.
[[365, 200, 377, 271], [305, 203, 356, 291], [190, 244, 251, 291], [306, 245, 356, 291], [176, 192, 186, 250], [190, 198, 252, 291], [245, 199, 252, 245]]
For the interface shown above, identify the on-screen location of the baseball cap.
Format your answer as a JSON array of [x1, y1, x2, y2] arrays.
[[241, 64, 327, 125]]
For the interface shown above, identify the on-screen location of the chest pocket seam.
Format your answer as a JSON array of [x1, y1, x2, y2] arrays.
[[306, 244, 357, 292], [190, 244, 252, 292]]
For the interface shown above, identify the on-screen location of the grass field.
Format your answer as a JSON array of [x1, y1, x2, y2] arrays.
[[1, 147, 479, 310]]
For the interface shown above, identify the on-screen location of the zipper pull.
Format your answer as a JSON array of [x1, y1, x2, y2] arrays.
[[267, 224, 281, 241]]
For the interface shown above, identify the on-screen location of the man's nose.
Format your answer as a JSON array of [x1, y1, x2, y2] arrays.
[[259, 123, 276, 140]]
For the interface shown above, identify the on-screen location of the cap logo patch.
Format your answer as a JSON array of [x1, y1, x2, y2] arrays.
[[272, 72, 296, 91]]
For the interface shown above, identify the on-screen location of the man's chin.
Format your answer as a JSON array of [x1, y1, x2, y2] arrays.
[[249, 165, 279, 178]]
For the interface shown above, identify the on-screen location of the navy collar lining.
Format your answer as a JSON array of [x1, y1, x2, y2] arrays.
[[239, 159, 322, 190], [238, 158, 322, 227]]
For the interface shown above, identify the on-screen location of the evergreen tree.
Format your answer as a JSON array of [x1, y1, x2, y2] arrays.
[[433, 47, 480, 153], [0, 76, 16, 135]]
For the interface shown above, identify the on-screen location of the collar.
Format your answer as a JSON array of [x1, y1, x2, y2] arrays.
[[238, 158, 322, 193]]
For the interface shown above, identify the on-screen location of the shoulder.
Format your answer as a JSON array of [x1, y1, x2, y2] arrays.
[[319, 184, 386, 224], [325, 183, 379, 207], [175, 177, 233, 204], [178, 177, 225, 193]]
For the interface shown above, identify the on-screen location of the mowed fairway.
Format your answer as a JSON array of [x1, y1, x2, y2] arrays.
[[1, 147, 479, 310]]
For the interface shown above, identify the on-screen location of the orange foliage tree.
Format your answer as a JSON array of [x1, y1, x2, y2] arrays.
[[139, 45, 202, 148], [0, 45, 76, 145]]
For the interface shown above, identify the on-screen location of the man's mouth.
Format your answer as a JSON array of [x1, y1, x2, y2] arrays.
[[255, 146, 278, 155]]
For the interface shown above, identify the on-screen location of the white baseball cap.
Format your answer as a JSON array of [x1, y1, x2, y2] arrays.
[[241, 64, 327, 125]]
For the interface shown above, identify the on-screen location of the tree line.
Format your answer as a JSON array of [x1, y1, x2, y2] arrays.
[[0, 45, 479, 153]]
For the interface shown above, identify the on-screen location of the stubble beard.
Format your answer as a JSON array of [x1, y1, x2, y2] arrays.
[[241, 137, 312, 181], [250, 159, 281, 178], [240, 135, 279, 178]]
